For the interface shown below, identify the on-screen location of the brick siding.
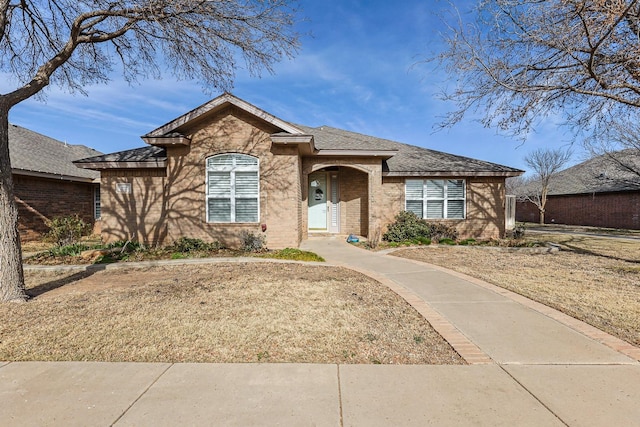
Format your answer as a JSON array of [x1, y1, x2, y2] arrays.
[[377, 176, 506, 240], [516, 191, 640, 229], [14, 174, 97, 242]]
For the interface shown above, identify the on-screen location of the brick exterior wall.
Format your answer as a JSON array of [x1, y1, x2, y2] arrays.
[[100, 168, 167, 244], [13, 174, 97, 242], [301, 157, 381, 239], [377, 176, 506, 240], [101, 107, 302, 249], [516, 191, 640, 229], [99, 106, 510, 247]]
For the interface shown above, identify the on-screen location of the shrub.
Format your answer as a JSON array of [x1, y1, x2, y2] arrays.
[[426, 222, 458, 241], [47, 243, 91, 257], [383, 211, 458, 243], [171, 237, 220, 253], [107, 240, 145, 253], [240, 231, 266, 252], [44, 215, 91, 246], [438, 238, 456, 245], [382, 211, 432, 242]]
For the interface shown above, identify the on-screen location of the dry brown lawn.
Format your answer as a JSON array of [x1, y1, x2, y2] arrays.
[[392, 237, 640, 348], [2, 263, 464, 365]]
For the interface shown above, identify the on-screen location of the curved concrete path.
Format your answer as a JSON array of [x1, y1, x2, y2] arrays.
[[2, 238, 639, 426]]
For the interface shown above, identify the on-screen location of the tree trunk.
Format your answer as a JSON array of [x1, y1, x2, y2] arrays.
[[539, 210, 545, 224], [0, 106, 27, 302]]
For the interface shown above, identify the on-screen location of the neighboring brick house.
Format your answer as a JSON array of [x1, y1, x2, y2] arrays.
[[9, 124, 102, 241], [515, 150, 640, 229], [75, 93, 523, 249]]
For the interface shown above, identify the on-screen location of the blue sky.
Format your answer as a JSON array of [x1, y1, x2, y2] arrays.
[[3, 0, 583, 172]]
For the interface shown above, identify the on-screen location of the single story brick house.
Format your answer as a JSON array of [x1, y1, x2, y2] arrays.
[[516, 150, 640, 229], [9, 124, 102, 241], [75, 93, 523, 248]]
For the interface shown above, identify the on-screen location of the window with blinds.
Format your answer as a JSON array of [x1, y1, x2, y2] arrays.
[[206, 154, 259, 223], [405, 179, 466, 219]]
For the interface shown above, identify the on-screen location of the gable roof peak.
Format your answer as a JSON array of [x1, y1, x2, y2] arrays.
[[143, 93, 304, 141]]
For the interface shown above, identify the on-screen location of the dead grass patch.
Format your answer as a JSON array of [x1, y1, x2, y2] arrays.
[[393, 245, 640, 348], [2, 263, 464, 365]]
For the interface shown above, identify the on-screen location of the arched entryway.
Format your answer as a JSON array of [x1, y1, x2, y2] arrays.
[[306, 166, 369, 236]]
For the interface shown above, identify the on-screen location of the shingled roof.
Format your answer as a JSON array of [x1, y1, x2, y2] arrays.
[[75, 93, 522, 177], [295, 125, 523, 176], [73, 145, 167, 167], [9, 124, 101, 182], [545, 149, 640, 195]]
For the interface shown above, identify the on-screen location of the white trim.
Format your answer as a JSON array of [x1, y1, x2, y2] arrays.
[[74, 161, 166, 169], [205, 153, 260, 223], [145, 93, 304, 139], [405, 179, 466, 220]]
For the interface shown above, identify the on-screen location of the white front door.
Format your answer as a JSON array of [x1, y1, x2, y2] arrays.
[[308, 173, 327, 230]]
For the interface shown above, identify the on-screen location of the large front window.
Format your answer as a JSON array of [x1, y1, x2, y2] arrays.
[[406, 179, 465, 219], [206, 154, 259, 223]]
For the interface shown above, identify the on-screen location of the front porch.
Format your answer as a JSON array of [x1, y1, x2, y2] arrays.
[[303, 165, 372, 239]]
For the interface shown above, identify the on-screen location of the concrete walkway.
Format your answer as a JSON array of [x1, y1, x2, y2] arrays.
[[3, 238, 639, 426]]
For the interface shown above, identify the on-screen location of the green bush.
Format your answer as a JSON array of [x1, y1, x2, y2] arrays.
[[47, 243, 91, 257], [383, 211, 458, 243], [438, 238, 456, 245], [382, 211, 432, 242], [44, 215, 91, 246], [240, 231, 266, 252]]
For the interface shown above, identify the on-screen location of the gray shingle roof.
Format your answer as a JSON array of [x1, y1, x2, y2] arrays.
[[9, 124, 101, 181], [296, 125, 523, 175], [74, 145, 166, 164], [546, 149, 640, 195]]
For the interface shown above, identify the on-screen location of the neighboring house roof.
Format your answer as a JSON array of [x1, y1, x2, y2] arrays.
[[545, 149, 640, 195], [76, 93, 523, 177], [10, 124, 101, 182]]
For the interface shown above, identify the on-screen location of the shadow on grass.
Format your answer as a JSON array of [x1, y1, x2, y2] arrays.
[[555, 236, 640, 264], [27, 265, 107, 299]]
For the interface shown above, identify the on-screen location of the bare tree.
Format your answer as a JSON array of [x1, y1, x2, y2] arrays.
[[0, 0, 300, 302], [521, 148, 573, 224], [432, 0, 640, 141]]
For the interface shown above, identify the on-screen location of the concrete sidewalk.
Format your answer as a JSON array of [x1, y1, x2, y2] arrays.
[[3, 237, 640, 426]]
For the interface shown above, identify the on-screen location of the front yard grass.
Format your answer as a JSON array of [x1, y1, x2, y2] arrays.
[[392, 238, 640, 348], [1, 263, 464, 365]]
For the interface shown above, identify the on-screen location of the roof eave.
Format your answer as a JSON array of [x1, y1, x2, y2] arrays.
[[270, 134, 316, 155], [384, 170, 524, 177], [315, 149, 398, 159], [144, 93, 305, 138], [142, 135, 191, 146], [74, 161, 167, 170], [12, 168, 97, 183]]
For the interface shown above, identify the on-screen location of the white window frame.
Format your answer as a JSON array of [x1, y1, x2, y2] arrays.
[[206, 153, 260, 223], [405, 179, 466, 219], [94, 186, 101, 220]]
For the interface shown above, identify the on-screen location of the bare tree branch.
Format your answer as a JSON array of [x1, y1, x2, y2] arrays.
[[521, 147, 573, 223], [431, 0, 640, 140], [0, 0, 301, 301]]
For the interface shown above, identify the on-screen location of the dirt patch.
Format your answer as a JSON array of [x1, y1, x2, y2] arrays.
[[2, 263, 464, 365]]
